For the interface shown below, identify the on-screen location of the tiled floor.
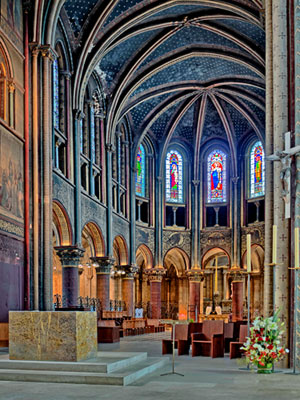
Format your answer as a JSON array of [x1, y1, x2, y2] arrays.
[[0, 333, 299, 400]]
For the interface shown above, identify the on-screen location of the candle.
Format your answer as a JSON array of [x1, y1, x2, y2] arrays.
[[272, 225, 277, 265], [295, 227, 299, 269], [214, 258, 218, 294], [247, 234, 251, 273]]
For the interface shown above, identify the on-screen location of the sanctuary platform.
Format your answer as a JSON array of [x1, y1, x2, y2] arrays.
[[9, 311, 97, 362]]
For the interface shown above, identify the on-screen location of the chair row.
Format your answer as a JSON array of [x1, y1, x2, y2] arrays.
[[162, 320, 248, 358]]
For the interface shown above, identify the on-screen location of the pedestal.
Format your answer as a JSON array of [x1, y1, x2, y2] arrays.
[[9, 311, 97, 362]]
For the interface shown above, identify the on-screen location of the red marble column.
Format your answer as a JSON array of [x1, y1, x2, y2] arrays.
[[122, 277, 134, 317], [146, 268, 165, 319], [150, 280, 162, 319], [55, 246, 85, 308], [232, 281, 244, 322], [187, 269, 203, 321], [91, 256, 114, 312]]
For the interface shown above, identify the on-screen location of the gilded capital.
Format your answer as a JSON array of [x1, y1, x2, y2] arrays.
[[145, 267, 166, 282], [186, 268, 204, 282], [55, 245, 85, 266], [91, 256, 115, 274]]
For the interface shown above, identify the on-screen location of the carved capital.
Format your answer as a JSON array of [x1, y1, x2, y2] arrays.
[[231, 176, 240, 185], [228, 266, 246, 281], [74, 109, 85, 121], [7, 80, 15, 93], [40, 45, 57, 62], [192, 180, 200, 186], [145, 267, 166, 282], [120, 264, 139, 279], [106, 143, 116, 153], [186, 268, 204, 282], [91, 256, 115, 274], [55, 245, 85, 266]]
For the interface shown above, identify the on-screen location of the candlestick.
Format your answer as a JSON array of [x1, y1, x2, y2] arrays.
[[214, 258, 218, 294], [247, 234, 251, 273], [272, 225, 277, 265], [295, 227, 299, 269]]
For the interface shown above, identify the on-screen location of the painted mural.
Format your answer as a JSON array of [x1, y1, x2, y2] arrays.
[[0, 0, 23, 51], [0, 126, 24, 225]]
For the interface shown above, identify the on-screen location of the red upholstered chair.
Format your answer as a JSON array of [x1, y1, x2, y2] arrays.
[[97, 320, 120, 343], [162, 324, 190, 356], [230, 324, 248, 359], [191, 320, 224, 358], [224, 322, 234, 353]]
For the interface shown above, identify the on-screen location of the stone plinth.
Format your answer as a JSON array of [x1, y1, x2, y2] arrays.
[[9, 311, 97, 362]]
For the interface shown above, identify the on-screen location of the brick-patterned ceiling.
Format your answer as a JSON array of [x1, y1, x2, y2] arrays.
[[63, 0, 265, 153]]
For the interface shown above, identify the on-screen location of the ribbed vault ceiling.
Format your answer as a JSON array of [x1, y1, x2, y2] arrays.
[[63, 0, 265, 165]]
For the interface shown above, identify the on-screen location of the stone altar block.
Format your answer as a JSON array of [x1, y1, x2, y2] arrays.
[[9, 311, 97, 362]]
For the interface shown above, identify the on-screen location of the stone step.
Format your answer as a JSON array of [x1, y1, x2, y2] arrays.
[[0, 351, 147, 374], [0, 357, 168, 386]]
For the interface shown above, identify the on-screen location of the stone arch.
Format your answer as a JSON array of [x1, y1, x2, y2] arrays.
[[202, 247, 230, 308], [136, 244, 153, 270], [113, 235, 128, 266], [82, 221, 105, 257], [78, 222, 105, 300], [241, 244, 264, 317], [241, 244, 264, 273], [53, 200, 72, 246], [162, 247, 190, 319]]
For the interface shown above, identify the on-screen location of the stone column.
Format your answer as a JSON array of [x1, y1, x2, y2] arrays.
[[146, 268, 165, 319], [121, 265, 138, 317], [55, 246, 85, 307], [186, 268, 203, 321], [91, 256, 114, 312], [8, 80, 15, 128], [74, 110, 84, 244], [191, 180, 200, 268], [264, 0, 274, 317], [272, 0, 289, 352], [231, 177, 240, 269], [41, 46, 55, 310], [229, 269, 245, 322], [294, 1, 300, 367], [154, 176, 163, 267], [106, 144, 115, 257]]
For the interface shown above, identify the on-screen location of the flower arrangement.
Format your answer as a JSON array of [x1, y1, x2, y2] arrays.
[[241, 312, 289, 371]]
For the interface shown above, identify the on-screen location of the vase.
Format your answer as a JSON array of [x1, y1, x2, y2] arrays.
[[257, 363, 273, 374]]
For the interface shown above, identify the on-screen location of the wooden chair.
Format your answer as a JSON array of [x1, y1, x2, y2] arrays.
[[188, 322, 203, 341], [230, 324, 248, 359], [162, 324, 190, 356], [0, 323, 8, 347], [224, 322, 234, 353], [97, 320, 120, 343], [146, 319, 165, 333], [191, 320, 224, 358]]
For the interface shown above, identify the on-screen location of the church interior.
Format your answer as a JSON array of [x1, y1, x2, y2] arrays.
[[1, 0, 300, 396]]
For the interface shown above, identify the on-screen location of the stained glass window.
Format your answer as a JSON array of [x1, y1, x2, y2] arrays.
[[166, 150, 183, 203], [136, 144, 145, 197], [90, 106, 95, 163], [250, 141, 265, 198], [52, 58, 59, 130], [207, 150, 227, 203]]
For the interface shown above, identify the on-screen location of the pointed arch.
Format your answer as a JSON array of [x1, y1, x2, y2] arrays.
[[52, 200, 72, 246], [136, 244, 153, 270], [113, 235, 129, 266], [82, 222, 105, 257]]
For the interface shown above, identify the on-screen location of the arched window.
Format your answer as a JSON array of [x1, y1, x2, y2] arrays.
[[52, 58, 59, 130], [207, 150, 227, 203], [166, 150, 183, 203], [136, 144, 146, 197], [250, 141, 265, 198]]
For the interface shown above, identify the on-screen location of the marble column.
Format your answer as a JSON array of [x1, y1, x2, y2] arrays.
[[232, 281, 244, 322], [146, 268, 166, 319], [272, 0, 289, 351], [74, 110, 84, 244], [186, 268, 203, 321], [154, 176, 163, 267], [91, 256, 114, 312], [55, 246, 85, 307], [121, 265, 138, 317], [229, 269, 245, 322]]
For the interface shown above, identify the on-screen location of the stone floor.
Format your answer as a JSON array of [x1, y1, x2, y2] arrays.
[[0, 332, 299, 399]]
